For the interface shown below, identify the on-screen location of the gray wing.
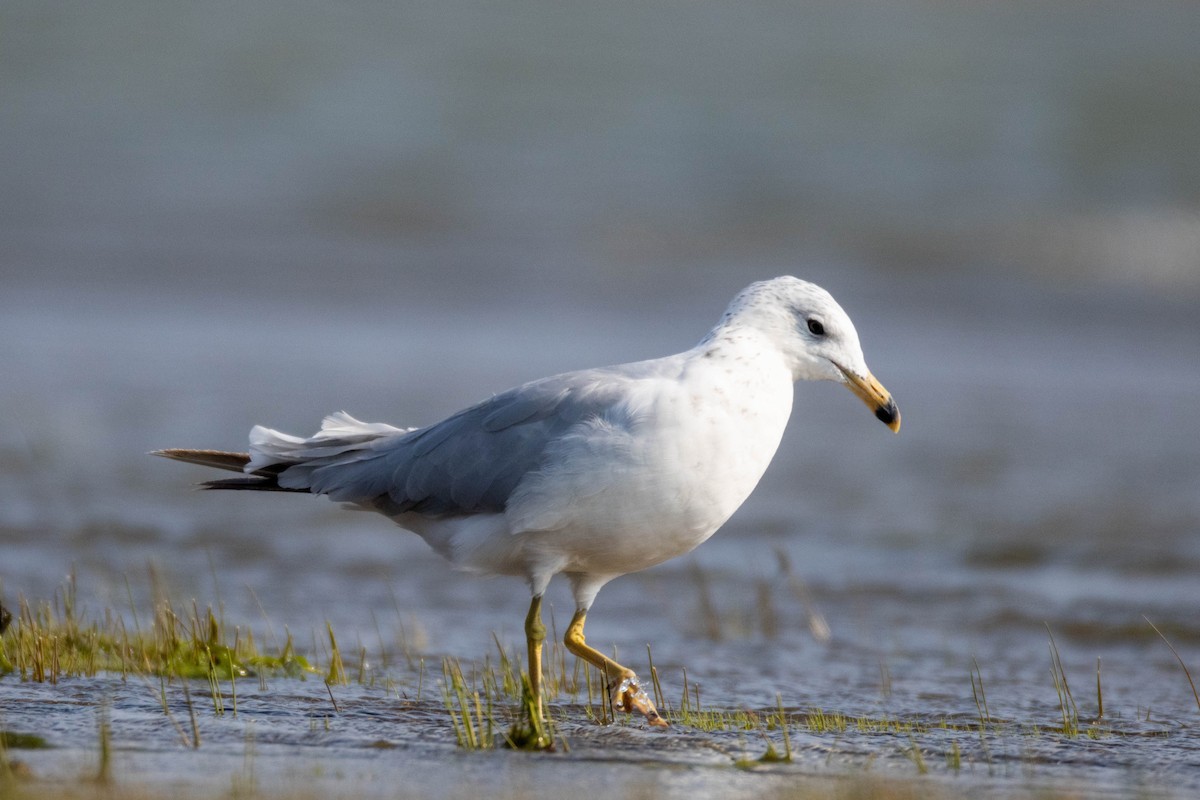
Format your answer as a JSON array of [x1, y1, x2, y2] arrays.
[[287, 367, 654, 516]]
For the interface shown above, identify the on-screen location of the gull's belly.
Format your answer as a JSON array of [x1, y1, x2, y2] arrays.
[[508, 357, 794, 577]]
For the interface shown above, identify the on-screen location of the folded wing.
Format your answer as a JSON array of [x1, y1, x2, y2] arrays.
[[252, 370, 640, 517]]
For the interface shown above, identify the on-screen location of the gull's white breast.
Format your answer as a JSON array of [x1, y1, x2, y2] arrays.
[[497, 339, 795, 577]]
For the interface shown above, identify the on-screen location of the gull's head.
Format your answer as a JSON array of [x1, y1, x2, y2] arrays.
[[717, 276, 900, 433]]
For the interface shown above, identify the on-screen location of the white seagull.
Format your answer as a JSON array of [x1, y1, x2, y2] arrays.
[[155, 276, 899, 730]]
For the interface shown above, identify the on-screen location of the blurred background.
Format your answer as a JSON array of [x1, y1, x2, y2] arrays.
[[2, 0, 1198, 720]]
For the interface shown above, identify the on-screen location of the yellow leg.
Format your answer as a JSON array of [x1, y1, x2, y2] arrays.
[[525, 594, 546, 721], [564, 609, 668, 728]]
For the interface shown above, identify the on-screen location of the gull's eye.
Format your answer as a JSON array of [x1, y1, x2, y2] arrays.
[[806, 319, 825, 337]]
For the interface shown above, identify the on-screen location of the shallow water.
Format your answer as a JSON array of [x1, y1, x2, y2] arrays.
[[4, 1, 1200, 796], [2, 274, 1198, 797], [2, 669, 1197, 799]]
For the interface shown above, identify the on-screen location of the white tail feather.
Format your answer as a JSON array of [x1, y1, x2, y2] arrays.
[[246, 412, 414, 487]]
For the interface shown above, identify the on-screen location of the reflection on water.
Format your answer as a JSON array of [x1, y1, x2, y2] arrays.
[[3, 1, 1200, 795]]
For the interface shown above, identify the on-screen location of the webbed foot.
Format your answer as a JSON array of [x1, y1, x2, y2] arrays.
[[610, 675, 668, 728]]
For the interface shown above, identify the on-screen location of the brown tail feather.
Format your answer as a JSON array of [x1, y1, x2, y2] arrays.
[[152, 448, 252, 473]]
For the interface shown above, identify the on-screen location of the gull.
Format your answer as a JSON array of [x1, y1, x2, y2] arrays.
[[154, 276, 899, 730]]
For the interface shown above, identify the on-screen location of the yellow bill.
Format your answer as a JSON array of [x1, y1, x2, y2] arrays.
[[837, 365, 901, 433]]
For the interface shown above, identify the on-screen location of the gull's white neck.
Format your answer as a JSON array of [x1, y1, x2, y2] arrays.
[[693, 315, 798, 382]]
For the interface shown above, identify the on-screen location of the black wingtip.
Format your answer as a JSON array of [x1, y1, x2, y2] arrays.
[[200, 477, 308, 493]]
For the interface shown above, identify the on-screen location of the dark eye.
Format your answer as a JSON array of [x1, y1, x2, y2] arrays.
[[806, 319, 825, 336]]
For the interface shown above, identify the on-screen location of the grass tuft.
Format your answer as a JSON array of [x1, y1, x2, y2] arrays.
[[0, 734, 47, 751], [1046, 625, 1080, 737], [441, 657, 496, 750], [0, 583, 318, 685], [1144, 616, 1200, 713]]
